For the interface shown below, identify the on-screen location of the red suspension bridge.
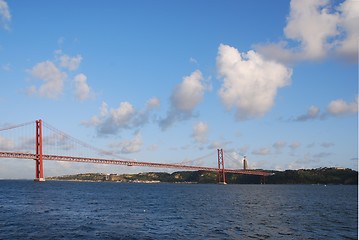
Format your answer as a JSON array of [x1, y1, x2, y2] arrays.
[[0, 120, 271, 183]]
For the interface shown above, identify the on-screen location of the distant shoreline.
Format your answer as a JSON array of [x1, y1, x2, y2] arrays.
[[44, 168, 358, 185]]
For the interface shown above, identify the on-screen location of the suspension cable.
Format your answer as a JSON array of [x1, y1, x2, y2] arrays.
[[173, 151, 216, 165], [0, 121, 35, 132], [224, 152, 244, 162], [42, 121, 133, 161]]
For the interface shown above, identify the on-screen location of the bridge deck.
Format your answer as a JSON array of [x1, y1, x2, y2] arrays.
[[0, 151, 272, 177]]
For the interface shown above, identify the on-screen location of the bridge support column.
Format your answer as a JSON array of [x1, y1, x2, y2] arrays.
[[217, 149, 226, 184], [34, 119, 45, 182]]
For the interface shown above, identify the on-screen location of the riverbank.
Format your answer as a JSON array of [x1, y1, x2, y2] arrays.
[[47, 168, 358, 184]]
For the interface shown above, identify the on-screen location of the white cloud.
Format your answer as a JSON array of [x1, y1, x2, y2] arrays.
[[84, 98, 159, 135], [99, 101, 109, 117], [192, 121, 208, 144], [131, 97, 161, 127], [255, 41, 299, 64], [336, 0, 359, 62], [284, 0, 340, 60], [26, 50, 90, 100], [146, 97, 160, 110], [74, 73, 91, 101], [55, 50, 83, 71], [172, 70, 206, 112], [327, 96, 358, 116], [88, 101, 135, 134], [0, 0, 10, 30], [159, 70, 209, 130], [28, 61, 67, 99], [108, 133, 142, 154], [111, 102, 136, 127], [292, 96, 358, 121], [216, 44, 292, 120], [256, 0, 358, 63], [294, 105, 320, 121]]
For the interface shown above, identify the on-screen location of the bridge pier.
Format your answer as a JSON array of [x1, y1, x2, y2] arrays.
[[34, 177, 45, 182], [34, 119, 45, 182]]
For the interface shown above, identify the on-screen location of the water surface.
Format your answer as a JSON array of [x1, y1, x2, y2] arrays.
[[0, 181, 357, 239]]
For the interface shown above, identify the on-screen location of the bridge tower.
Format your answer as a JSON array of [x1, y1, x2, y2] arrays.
[[217, 148, 226, 184], [34, 119, 45, 182]]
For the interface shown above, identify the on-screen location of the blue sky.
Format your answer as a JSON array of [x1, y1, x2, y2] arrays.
[[0, 0, 358, 179]]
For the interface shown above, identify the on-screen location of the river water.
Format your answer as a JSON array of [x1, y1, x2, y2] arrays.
[[0, 181, 357, 239]]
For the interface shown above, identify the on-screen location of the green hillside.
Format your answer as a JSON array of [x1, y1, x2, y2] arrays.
[[47, 168, 358, 184]]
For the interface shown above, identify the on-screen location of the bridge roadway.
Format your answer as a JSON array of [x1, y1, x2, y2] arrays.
[[0, 151, 272, 177]]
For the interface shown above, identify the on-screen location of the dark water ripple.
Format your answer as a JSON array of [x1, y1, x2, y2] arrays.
[[0, 181, 357, 239]]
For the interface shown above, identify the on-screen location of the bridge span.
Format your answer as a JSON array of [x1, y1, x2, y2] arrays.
[[0, 120, 272, 183], [0, 151, 272, 175]]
